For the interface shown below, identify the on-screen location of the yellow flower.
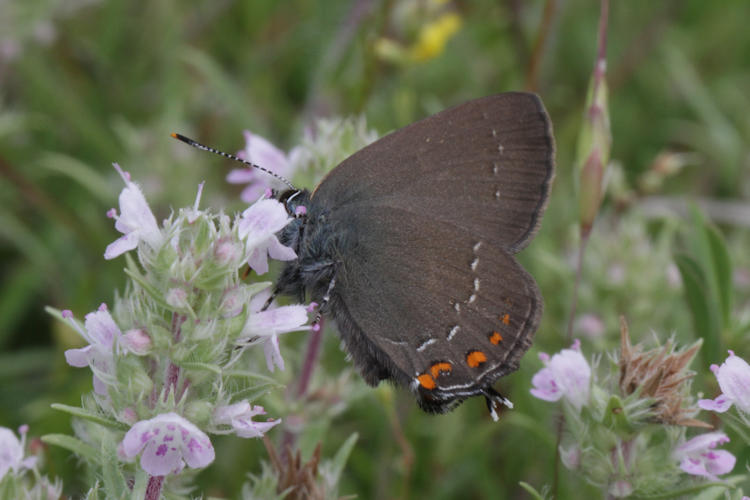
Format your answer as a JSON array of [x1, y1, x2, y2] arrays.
[[408, 12, 462, 62]]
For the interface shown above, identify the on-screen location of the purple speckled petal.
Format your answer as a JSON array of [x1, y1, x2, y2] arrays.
[[698, 395, 733, 413]]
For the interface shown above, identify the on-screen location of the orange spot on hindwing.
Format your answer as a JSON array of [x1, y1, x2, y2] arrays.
[[430, 362, 453, 378], [490, 331, 503, 344], [501, 314, 510, 325], [466, 350, 487, 368], [417, 373, 436, 390]]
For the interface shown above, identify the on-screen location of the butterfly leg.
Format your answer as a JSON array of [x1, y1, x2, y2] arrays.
[[260, 288, 280, 312], [310, 276, 336, 332]]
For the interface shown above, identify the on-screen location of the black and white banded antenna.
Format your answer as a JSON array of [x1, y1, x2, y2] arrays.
[[170, 133, 296, 191]]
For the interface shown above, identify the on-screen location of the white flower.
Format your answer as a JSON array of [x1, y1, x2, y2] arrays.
[[698, 350, 750, 416], [120, 413, 214, 476], [673, 432, 736, 481], [213, 401, 280, 438], [226, 131, 297, 203], [104, 163, 162, 259], [0, 425, 37, 480], [239, 303, 310, 372], [237, 198, 296, 275], [63, 304, 122, 395], [530, 339, 591, 411]]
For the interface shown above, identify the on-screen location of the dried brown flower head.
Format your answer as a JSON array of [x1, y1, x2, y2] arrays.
[[618, 316, 709, 428], [264, 438, 324, 500]]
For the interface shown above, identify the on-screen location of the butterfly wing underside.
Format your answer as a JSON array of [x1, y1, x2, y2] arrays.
[[312, 92, 554, 253], [309, 92, 554, 411], [328, 209, 543, 411]]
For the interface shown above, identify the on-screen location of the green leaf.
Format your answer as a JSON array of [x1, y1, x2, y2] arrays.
[[518, 482, 547, 500], [224, 370, 283, 386], [326, 433, 359, 488], [124, 255, 171, 310], [51, 403, 129, 431], [131, 469, 149, 500], [180, 361, 223, 375], [674, 253, 721, 364], [41, 433, 99, 463], [232, 384, 279, 403], [639, 476, 740, 499], [704, 223, 733, 325], [37, 152, 113, 203]]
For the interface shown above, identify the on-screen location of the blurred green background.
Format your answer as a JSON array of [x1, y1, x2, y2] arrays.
[[1, 0, 749, 498]]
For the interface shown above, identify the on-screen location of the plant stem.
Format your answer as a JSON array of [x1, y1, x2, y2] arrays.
[[144, 476, 164, 500], [279, 318, 326, 459], [566, 232, 590, 342], [525, 0, 558, 92], [296, 318, 325, 397]]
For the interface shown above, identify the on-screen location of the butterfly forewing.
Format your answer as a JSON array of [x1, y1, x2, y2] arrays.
[[312, 92, 554, 252]]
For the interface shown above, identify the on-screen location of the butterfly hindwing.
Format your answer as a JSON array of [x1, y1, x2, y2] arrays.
[[324, 208, 542, 412]]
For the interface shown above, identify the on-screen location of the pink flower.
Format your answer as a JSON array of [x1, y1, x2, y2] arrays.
[[104, 163, 162, 260], [240, 293, 310, 372], [673, 432, 735, 480], [574, 313, 605, 339], [237, 198, 296, 275], [698, 351, 750, 415], [120, 413, 214, 476], [530, 339, 591, 411], [63, 304, 122, 395], [122, 329, 152, 355], [226, 131, 297, 203], [213, 401, 280, 438], [0, 425, 37, 480]]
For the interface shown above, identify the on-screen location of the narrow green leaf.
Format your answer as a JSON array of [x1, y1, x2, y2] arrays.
[[131, 469, 149, 500], [705, 224, 733, 325], [674, 253, 721, 364], [41, 434, 99, 462], [51, 403, 128, 431], [180, 362, 223, 375], [224, 370, 282, 386], [124, 255, 170, 310], [233, 384, 279, 403], [37, 152, 113, 203], [638, 476, 740, 499], [101, 451, 128, 500], [518, 482, 546, 500], [327, 433, 359, 487]]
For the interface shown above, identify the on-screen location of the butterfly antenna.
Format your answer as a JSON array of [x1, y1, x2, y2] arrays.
[[170, 133, 296, 190]]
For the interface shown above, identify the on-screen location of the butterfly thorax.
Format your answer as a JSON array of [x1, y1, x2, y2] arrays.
[[276, 189, 341, 304]]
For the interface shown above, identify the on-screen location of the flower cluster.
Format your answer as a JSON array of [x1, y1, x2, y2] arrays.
[[227, 117, 377, 203], [52, 165, 311, 497], [0, 425, 62, 499], [529, 320, 743, 497]]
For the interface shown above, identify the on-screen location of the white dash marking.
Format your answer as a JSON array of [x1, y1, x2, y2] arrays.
[[470, 258, 478, 271], [494, 189, 500, 199], [473, 278, 480, 291], [473, 241, 482, 252], [492, 128, 497, 137], [454, 302, 461, 312], [468, 294, 477, 304], [417, 338, 436, 352], [447, 325, 460, 341], [498, 143, 504, 153], [493, 162, 499, 174]]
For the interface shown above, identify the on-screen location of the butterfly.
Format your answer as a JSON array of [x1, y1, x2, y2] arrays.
[[174, 92, 554, 420]]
